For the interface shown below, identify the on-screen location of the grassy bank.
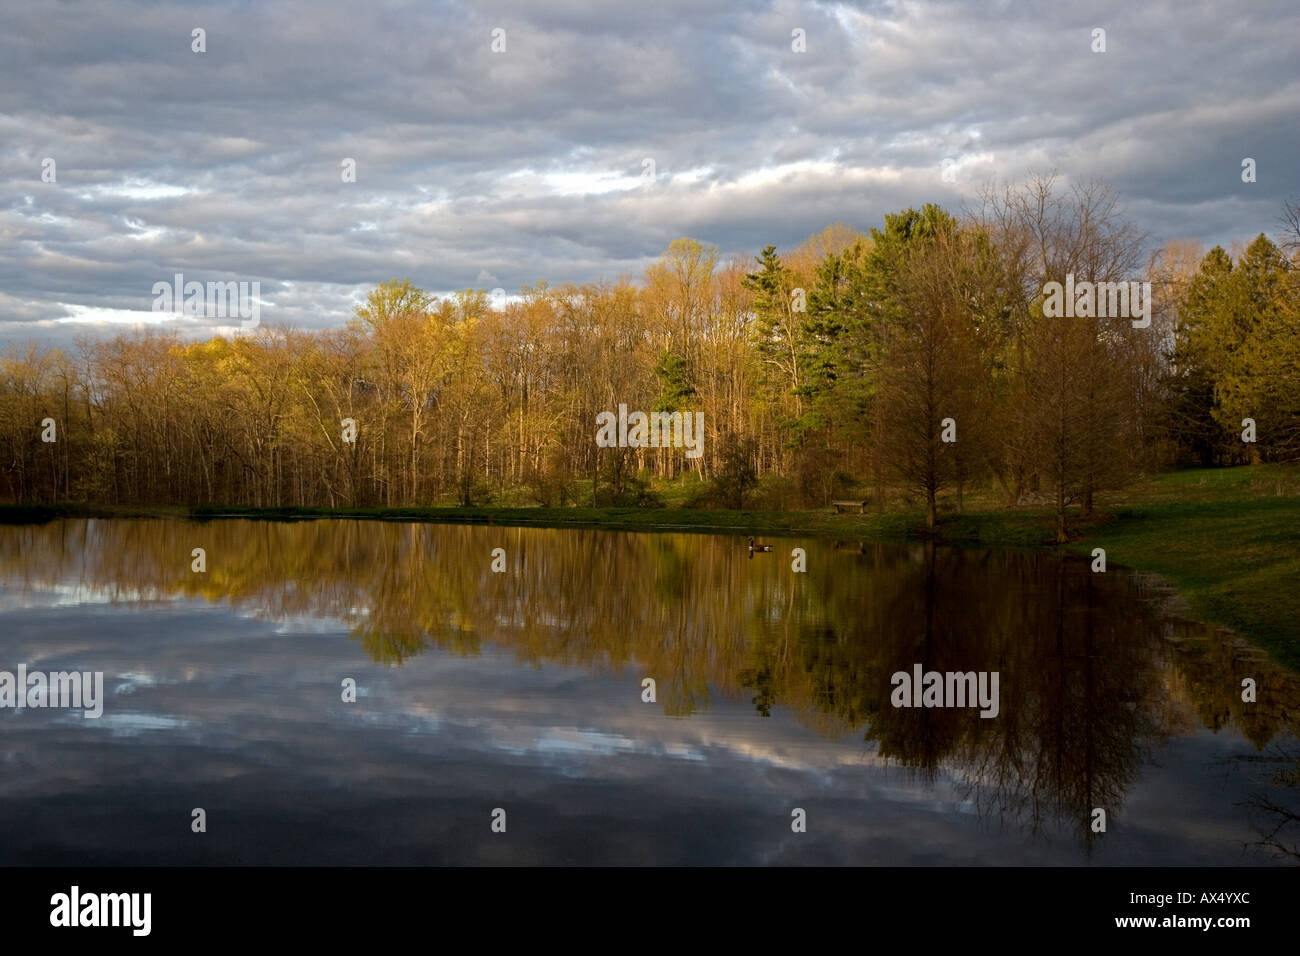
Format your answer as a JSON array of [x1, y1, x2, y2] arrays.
[[1062, 469, 1300, 670], [2, 465, 1297, 667]]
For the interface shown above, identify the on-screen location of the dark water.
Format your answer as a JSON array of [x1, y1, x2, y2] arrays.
[[0, 518, 1296, 865]]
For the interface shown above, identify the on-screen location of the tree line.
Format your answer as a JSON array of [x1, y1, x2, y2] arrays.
[[2, 174, 1297, 537]]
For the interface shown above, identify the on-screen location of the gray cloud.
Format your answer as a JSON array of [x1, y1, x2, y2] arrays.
[[1, 0, 1298, 348]]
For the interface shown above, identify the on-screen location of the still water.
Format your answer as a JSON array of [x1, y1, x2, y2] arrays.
[[0, 518, 1296, 865]]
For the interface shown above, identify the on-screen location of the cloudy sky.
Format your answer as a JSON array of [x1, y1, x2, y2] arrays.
[[2, 0, 1297, 347]]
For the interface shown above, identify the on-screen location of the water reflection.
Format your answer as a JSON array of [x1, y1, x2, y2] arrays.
[[0, 518, 1296, 864]]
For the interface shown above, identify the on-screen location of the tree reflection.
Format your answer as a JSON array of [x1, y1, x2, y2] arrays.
[[2, 517, 1297, 848]]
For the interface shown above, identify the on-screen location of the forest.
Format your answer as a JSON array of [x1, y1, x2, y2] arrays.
[[3, 174, 1298, 541]]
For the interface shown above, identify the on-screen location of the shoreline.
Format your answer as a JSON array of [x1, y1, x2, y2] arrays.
[[2, 491, 1297, 671]]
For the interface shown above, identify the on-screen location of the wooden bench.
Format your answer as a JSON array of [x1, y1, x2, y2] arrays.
[[831, 500, 867, 514]]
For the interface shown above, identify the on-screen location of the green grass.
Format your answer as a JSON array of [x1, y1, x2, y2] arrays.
[[2, 464, 1297, 668], [1063, 470, 1300, 670]]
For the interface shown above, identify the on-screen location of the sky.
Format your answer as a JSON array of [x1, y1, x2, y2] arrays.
[[2, 0, 1298, 348]]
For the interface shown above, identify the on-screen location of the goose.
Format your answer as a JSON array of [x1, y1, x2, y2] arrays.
[[747, 536, 773, 554]]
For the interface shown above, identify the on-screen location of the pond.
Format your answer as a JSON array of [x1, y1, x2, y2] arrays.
[[0, 518, 1296, 865]]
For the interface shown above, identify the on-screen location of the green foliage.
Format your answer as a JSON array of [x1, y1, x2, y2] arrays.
[[652, 350, 695, 411], [595, 467, 663, 508], [1170, 236, 1298, 463], [353, 278, 432, 329], [710, 433, 759, 509]]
